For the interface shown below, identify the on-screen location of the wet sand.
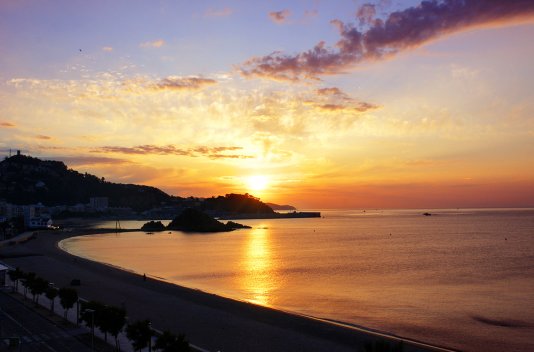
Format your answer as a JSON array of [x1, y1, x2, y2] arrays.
[[0, 230, 453, 352]]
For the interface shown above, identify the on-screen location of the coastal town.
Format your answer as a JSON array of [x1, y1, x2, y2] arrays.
[[0, 153, 319, 239]]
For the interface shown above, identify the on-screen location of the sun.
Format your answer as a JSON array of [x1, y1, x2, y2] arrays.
[[246, 175, 269, 192]]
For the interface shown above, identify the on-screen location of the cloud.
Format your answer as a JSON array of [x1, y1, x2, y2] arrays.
[[94, 145, 254, 159], [316, 87, 344, 96], [102, 46, 113, 52], [317, 102, 377, 113], [51, 156, 128, 166], [153, 76, 217, 91], [0, 122, 15, 128], [313, 86, 379, 113], [140, 39, 165, 48], [269, 9, 291, 24], [204, 7, 233, 17], [241, 0, 534, 81], [35, 134, 52, 140]]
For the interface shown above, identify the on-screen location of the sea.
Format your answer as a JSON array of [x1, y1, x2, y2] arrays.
[[59, 208, 534, 352]]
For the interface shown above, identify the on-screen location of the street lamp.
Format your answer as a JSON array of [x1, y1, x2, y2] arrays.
[[148, 321, 152, 352], [85, 309, 95, 351]]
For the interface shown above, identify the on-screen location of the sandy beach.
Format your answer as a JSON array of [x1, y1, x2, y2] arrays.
[[0, 229, 453, 352]]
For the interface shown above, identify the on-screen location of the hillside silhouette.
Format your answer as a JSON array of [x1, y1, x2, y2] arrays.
[[0, 154, 171, 211]]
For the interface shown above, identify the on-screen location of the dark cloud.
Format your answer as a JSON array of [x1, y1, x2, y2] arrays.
[[50, 156, 128, 166], [94, 145, 253, 159], [241, 0, 534, 81], [153, 77, 217, 91], [35, 134, 52, 140], [0, 122, 15, 128], [269, 9, 291, 24]]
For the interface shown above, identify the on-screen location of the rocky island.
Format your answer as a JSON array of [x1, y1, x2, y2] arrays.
[[166, 208, 251, 233]]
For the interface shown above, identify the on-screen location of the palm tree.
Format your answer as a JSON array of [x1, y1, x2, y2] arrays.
[[58, 287, 78, 320], [7, 267, 24, 292], [29, 276, 49, 306], [126, 319, 153, 352], [45, 286, 58, 313], [154, 331, 190, 352], [102, 305, 127, 350], [20, 272, 36, 299]]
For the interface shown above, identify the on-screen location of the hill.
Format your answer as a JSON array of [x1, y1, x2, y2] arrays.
[[0, 154, 172, 211], [201, 193, 274, 214], [266, 202, 296, 211]]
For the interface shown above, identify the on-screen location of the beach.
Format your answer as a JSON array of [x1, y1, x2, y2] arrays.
[[0, 229, 449, 352]]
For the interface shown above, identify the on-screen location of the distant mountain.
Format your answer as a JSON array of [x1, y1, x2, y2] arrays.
[[266, 202, 296, 211], [0, 154, 172, 211]]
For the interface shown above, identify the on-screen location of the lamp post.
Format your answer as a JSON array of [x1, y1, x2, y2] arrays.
[[148, 321, 152, 352], [86, 309, 95, 351]]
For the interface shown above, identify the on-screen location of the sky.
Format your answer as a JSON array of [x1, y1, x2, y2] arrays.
[[1, 0, 534, 209]]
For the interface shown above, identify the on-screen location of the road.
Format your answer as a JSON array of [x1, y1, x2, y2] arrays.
[[0, 291, 93, 352]]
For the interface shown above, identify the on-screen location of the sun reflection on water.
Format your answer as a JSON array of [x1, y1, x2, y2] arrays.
[[239, 226, 278, 306]]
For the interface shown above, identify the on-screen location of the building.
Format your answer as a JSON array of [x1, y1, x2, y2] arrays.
[[89, 197, 109, 211]]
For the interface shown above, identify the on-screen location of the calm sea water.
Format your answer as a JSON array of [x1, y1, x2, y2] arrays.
[[60, 209, 534, 352]]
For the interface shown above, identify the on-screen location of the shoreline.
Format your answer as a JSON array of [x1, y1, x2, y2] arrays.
[[0, 229, 455, 352]]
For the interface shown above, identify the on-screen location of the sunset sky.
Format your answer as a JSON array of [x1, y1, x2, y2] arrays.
[[1, 0, 534, 208]]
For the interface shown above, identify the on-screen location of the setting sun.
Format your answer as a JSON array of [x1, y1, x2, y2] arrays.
[[246, 175, 269, 192]]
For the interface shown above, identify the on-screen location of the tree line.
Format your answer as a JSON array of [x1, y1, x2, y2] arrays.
[[7, 267, 190, 352]]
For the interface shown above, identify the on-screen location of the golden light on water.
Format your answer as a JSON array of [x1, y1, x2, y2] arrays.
[[239, 226, 278, 306]]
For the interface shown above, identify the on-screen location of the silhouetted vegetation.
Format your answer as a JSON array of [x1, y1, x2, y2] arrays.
[[0, 154, 171, 211], [28, 276, 49, 305], [202, 193, 274, 214], [126, 319, 154, 352], [7, 268, 190, 351], [154, 331, 190, 352], [7, 267, 24, 292], [45, 286, 58, 312], [80, 300, 127, 347], [168, 208, 233, 232], [141, 220, 166, 232], [58, 287, 78, 319]]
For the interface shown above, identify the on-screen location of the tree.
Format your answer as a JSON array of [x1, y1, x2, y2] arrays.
[[7, 267, 24, 292], [45, 286, 58, 313], [0, 220, 8, 240], [58, 287, 78, 319], [126, 320, 153, 352], [20, 272, 36, 299], [80, 300, 105, 334], [29, 276, 49, 305], [101, 305, 127, 350], [154, 331, 190, 352]]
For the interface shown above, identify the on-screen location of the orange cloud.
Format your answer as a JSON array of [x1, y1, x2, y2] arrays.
[[102, 46, 113, 52], [241, 0, 534, 81], [35, 134, 52, 140], [1, 122, 15, 128]]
